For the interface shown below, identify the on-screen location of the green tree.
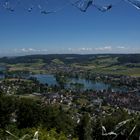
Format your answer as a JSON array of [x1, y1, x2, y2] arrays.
[[77, 113, 92, 140], [16, 98, 42, 128], [0, 95, 17, 128]]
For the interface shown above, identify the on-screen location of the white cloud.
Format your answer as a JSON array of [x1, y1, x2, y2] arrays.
[[80, 48, 93, 51], [67, 46, 131, 54], [21, 48, 27, 52], [116, 46, 126, 49], [95, 46, 112, 51], [14, 48, 48, 54], [11, 46, 139, 55], [68, 47, 93, 52]]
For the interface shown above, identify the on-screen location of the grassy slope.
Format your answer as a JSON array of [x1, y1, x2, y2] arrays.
[[1, 54, 140, 76], [74, 56, 140, 76]]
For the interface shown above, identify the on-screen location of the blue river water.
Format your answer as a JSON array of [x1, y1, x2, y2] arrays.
[[0, 70, 128, 92], [31, 74, 127, 92]]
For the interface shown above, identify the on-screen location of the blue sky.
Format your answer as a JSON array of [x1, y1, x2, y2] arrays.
[[0, 0, 140, 56]]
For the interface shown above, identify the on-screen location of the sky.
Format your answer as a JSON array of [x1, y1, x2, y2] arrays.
[[0, 0, 140, 56]]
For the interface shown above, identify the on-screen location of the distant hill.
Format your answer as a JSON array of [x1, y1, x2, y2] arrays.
[[117, 54, 140, 64], [0, 54, 140, 65]]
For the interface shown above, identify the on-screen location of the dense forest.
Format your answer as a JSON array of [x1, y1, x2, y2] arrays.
[[0, 95, 140, 140]]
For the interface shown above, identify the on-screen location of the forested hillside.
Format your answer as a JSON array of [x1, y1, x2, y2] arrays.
[[0, 54, 140, 65]]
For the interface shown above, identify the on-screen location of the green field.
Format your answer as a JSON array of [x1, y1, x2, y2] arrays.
[[1, 54, 140, 76]]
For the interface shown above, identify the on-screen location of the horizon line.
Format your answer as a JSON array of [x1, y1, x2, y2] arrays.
[[0, 53, 140, 58]]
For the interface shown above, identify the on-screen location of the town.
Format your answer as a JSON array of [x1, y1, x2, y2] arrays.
[[0, 54, 140, 139]]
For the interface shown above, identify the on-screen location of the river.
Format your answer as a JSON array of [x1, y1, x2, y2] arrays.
[[31, 74, 127, 92]]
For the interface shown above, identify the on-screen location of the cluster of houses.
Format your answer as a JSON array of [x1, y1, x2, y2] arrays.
[[33, 92, 73, 106], [0, 73, 140, 115], [43, 63, 84, 74]]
